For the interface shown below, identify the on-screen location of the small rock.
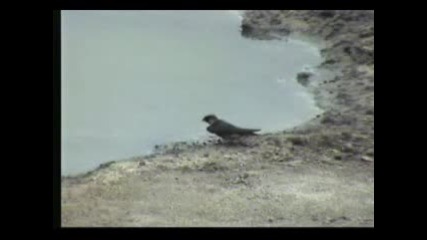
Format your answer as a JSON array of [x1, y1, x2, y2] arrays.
[[361, 155, 374, 162], [241, 23, 254, 36], [331, 149, 343, 160], [262, 151, 273, 159], [341, 131, 352, 140], [268, 218, 274, 223], [288, 136, 307, 146], [156, 164, 169, 171], [203, 153, 209, 157], [98, 161, 115, 169], [321, 116, 335, 125], [138, 160, 146, 167], [359, 31, 373, 38], [272, 138, 282, 147], [297, 72, 313, 86], [332, 149, 341, 155], [270, 18, 281, 25], [321, 59, 337, 65], [343, 46, 352, 55], [319, 135, 335, 147], [365, 85, 374, 91], [329, 216, 350, 223], [318, 10, 335, 18], [342, 143, 354, 153]]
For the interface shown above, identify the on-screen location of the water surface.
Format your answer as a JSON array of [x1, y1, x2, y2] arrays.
[[61, 10, 323, 175]]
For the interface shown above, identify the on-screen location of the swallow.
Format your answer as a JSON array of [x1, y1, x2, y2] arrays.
[[202, 114, 261, 140]]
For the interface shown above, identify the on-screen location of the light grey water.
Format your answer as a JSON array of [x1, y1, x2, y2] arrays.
[[61, 10, 324, 176]]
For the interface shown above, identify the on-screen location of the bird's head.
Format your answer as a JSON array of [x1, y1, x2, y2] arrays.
[[202, 114, 219, 124]]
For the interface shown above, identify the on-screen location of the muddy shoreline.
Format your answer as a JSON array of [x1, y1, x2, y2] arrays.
[[61, 10, 374, 227]]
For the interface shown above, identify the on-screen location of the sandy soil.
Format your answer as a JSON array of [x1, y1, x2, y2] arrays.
[[61, 10, 374, 227]]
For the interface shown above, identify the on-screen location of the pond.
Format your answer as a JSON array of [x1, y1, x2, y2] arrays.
[[61, 10, 324, 175]]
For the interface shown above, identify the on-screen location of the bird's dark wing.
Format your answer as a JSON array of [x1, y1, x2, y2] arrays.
[[207, 120, 260, 136]]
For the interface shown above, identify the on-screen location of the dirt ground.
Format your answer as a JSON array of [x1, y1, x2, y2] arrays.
[[61, 10, 374, 227]]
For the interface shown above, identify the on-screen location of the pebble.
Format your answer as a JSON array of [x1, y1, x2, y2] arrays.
[[361, 155, 373, 162]]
